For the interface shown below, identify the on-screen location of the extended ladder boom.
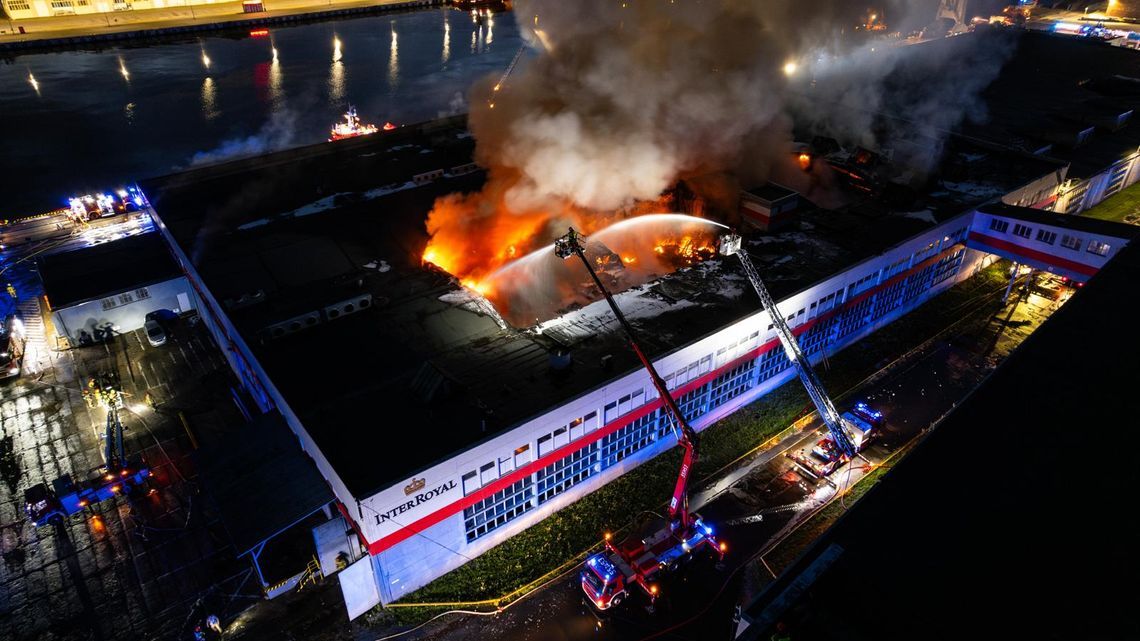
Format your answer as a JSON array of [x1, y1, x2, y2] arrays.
[[555, 228, 699, 525], [719, 234, 856, 457]]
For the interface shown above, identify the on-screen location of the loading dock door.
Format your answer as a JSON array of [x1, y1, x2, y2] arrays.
[[340, 556, 381, 620], [313, 515, 359, 576]]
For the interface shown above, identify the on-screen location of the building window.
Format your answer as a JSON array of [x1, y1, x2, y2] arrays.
[[1060, 235, 1082, 251], [552, 426, 569, 449], [461, 470, 479, 495], [462, 477, 534, 542], [536, 442, 599, 504], [989, 218, 1009, 234], [602, 412, 658, 467], [7, 0, 31, 10], [498, 455, 514, 476], [1012, 223, 1032, 239], [1035, 230, 1056, 245], [603, 400, 619, 424], [1087, 240, 1111, 257], [479, 461, 497, 485], [135, 287, 151, 300], [50, 0, 73, 7], [537, 434, 553, 457], [513, 444, 531, 468]]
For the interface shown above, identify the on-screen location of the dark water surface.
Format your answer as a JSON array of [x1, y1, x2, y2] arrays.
[[1, 6, 520, 216]]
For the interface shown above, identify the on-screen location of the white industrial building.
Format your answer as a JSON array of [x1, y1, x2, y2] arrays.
[[140, 114, 1140, 617], [133, 29, 1140, 616], [38, 232, 196, 347]]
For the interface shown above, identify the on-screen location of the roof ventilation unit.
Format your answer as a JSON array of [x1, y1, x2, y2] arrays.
[[261, 311, 321, 340], [322, 293, 373, 321], [224, 289, 266, 310]]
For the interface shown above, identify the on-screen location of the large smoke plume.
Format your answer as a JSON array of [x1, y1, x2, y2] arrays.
[[426, 0, 1015, 317]]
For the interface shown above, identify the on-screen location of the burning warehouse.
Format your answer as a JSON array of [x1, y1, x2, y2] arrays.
[[140, 9, 1140, 616], [139, 113, 1133, 611]]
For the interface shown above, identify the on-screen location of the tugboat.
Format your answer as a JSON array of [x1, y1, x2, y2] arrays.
[[329, 106, 379, 141]]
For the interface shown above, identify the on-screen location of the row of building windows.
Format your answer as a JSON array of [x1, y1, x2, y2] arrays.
[[100, 287, 150, 311], [988, 216, 1113, 258], [462, 478, 534, 542], [536, 442, 599, 504], [460, 228, 970, 543], [714, 331, 761, 368]]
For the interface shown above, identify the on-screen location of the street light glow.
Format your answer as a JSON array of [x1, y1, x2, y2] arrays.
[[783, 61, 798, 76]]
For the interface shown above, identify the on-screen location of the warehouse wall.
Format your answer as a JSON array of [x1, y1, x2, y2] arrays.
[[362, 212, 991, 604], [51, 276, 194, 342]]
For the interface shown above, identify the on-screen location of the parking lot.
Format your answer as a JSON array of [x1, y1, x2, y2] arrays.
[[0, 303, 254, 640]]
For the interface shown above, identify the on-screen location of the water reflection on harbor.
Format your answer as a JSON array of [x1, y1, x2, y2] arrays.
[[329, 58, 346, 104], [443, 15, 451, 64], [269, 54, 284, 107], [1, 7, 524, 216], [201, 77, 219, 120]]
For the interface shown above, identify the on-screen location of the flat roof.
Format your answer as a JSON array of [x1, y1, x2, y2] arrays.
[[960, 29, 1140, 180], [741, 235, 1140, 641], [38, 232, 182, 309], [196, 411, 334, 557], [143, 121, 1059, 499], [745, 183, 797, 203], [979, 201, 1140, 240]]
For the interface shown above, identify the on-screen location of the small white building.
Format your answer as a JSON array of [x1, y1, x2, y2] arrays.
[[39, 232, 196, 346]]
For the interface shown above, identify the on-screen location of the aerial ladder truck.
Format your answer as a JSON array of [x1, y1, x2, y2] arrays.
[[718, 234, 883, 479], [24, 372, 152, 527], [555, 228, 725, 612]]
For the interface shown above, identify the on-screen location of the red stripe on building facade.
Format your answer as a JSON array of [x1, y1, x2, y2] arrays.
[[967, 231, 1098, 277], [364, 242, 966, 555]]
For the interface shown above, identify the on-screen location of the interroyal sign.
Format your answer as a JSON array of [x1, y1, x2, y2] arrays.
[[374, 477, 458, 525]]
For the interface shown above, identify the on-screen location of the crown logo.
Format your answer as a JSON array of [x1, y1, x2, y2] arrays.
[[404, 477, 426, 496]]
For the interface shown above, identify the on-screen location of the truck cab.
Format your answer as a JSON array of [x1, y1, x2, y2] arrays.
[[842, 401, 883, 452], [23, 482, 65, 527], [790, 402, 884, 478], [581, 552, 630, 610]]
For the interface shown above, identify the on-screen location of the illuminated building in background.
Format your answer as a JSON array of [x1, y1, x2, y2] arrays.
[[1107, 0, 1140, 19]]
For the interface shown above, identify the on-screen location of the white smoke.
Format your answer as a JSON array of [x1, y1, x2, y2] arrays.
[[189, 108, 299, 167], [465, 0, 1013, 210]]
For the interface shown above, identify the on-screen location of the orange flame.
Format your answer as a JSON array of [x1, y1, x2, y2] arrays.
[[422, 170, 718, 324]]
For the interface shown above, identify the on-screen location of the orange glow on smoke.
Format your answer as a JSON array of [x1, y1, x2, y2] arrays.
[[798, 152, 812, 172], [422, 169, 720, 324]]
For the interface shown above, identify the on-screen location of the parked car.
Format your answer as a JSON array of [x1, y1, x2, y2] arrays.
[[144, 319, 167, 347]]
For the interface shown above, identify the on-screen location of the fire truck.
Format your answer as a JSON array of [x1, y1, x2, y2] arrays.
[[24, 372, 151, 527], [787, 402, 883, 479], [67, 187, 143, 222], [554, 228, 726, 612]]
